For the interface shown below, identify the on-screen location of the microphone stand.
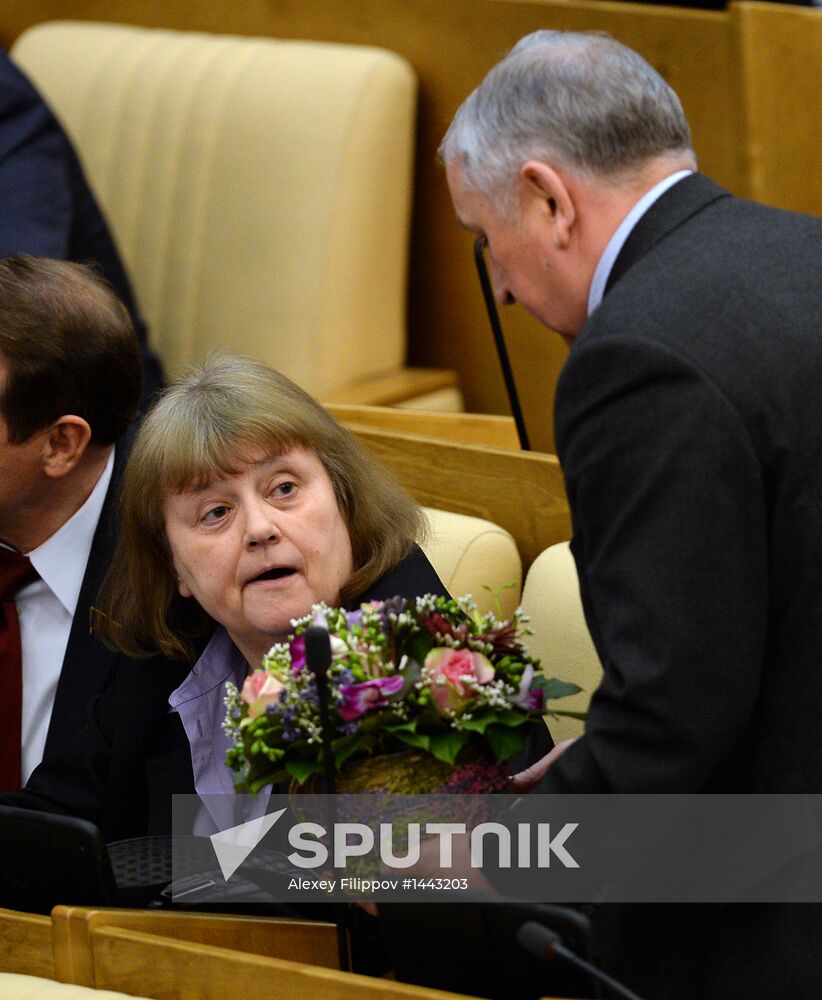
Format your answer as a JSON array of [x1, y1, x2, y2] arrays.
[[474, 236, 531, 451], [517, 920, 646, 1000], [304, 626, 350, 972]]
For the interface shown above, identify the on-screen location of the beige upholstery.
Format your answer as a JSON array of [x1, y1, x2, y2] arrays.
[[421, 507, 521, 621], [10, 21, 420, 398], [520, 542, 602, 743], [0, 974, 145, 1000]]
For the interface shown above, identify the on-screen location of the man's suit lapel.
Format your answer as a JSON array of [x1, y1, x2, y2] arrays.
[[43, 435, 129, 757], [604, 173, 731, 296]]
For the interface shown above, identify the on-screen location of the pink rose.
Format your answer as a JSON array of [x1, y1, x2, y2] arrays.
[[241, 669, 284, 719], [424, 647, 495, 714]]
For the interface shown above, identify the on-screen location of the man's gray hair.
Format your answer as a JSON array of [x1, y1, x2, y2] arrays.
[[440, 30, 696, 196]]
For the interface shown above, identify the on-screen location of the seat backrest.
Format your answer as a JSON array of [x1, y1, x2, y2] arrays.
[[50, 905, 338, 987], [328, 404, 520, 449], [0, 908, 54, 979], [10, 21, 416, 395], [422, 507, 521, 620], [520, 542, 601, 743], [81, 926, 486, 999], [348, 426, 571, 573], [733, 1, 822, 219]]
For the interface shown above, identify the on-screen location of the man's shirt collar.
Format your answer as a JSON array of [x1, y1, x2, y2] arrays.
[[587, 169, 693, 318], [27, 447, 115, 616]]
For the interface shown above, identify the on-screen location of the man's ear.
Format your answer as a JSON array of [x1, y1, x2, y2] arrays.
[[519, 160, 576, 249], [41, 416, 93, 478]]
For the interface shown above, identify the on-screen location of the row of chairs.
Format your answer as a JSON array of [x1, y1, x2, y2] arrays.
[[0, 906, 577, 999]]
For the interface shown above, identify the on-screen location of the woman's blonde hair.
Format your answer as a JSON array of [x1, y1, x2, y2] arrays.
[[97, 355, 425, 662]]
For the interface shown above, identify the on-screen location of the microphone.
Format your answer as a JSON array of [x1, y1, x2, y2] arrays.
[[517, 921, 646, 1000], [304, 625, 350, 972], [304, 625, 335, 795]]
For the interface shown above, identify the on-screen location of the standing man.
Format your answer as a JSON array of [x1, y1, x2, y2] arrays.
[[441, 31, 822, 998], [0, 255, 144, 790]]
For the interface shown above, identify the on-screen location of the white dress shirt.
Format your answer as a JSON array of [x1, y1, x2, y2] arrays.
[[16, 448, 115, 783], [587, 169, 693, 318]]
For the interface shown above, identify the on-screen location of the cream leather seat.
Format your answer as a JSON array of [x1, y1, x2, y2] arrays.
[[421, 507, 521, 621], [11, 21, 457, 405], [520, 541, 602, 742]]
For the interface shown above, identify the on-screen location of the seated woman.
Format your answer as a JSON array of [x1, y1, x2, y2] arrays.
[[5, 355, 447, 840]]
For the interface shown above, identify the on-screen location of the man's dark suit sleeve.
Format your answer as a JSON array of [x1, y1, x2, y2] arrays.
[[541, 334, 768, 792], [0, 51, 164, 400], [0, 57, 72, 257]]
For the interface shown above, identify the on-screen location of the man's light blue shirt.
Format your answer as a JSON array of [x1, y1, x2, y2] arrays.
[[587, 170, 693, 318]]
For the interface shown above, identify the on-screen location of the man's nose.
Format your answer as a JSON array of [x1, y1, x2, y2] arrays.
[[489, 259, 516, 306]]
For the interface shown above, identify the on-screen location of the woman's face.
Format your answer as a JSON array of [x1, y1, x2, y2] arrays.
[[164, 446, 353, 665]]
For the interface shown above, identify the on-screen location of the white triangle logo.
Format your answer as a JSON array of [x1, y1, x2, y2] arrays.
[[209, 807, 287, 882]]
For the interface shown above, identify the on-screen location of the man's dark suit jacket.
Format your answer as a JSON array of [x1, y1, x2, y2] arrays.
[[0, 51, 163, 402], [37, 437, 186, 772], [540, 174, 822, 998]]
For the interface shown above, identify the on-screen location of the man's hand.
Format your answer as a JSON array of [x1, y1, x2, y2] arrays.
[[510, 737, 578, 793]]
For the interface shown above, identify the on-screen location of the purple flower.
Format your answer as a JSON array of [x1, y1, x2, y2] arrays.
[[289, 634, 306, 673], [338, 675, 404, 721], [514, 665, 545, 712], [346, 609, 364, 627]]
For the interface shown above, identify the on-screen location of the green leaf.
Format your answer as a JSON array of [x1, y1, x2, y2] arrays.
[[384, 721, 431, 751], [429, 729, 469, 765], [458, 716, 494, 734], [548, 709, 588, 721], [384, 721, 418, 735], [285, 758, 324, 784], [492, 709, 530, 728], [332, 734, 366, 770], [393, 729, 431, 751], [406, 630, 434, 665], [397, 658, 422, 696], [542, 678, 583, 700], [485, 724, 528, 762]]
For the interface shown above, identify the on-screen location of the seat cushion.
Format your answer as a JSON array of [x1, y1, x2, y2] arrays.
[[0, 973, 147, 1000]]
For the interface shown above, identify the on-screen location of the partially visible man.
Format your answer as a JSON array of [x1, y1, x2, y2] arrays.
[[442, 31, 822, 999], [0, 255, 143, 790], [0, 50, 163, 403]]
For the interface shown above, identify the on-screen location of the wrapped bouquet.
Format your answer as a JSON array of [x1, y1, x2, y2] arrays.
[[224, 594, 581, 794]]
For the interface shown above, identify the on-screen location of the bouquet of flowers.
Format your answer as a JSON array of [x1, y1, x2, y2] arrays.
[[224, 593, 582, 794]]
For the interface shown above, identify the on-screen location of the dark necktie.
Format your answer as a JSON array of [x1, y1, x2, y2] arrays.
[[0, 548, 38, 791]]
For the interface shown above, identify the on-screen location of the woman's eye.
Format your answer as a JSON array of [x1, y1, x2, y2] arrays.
[[202, 504, 230, 523], [273, 480, 296, 498]]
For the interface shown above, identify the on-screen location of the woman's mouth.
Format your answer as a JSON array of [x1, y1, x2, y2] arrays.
[[248, 566, 297, 584]]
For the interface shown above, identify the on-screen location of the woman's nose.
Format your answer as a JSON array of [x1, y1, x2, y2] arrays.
[[244, 502, 281, 547]]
